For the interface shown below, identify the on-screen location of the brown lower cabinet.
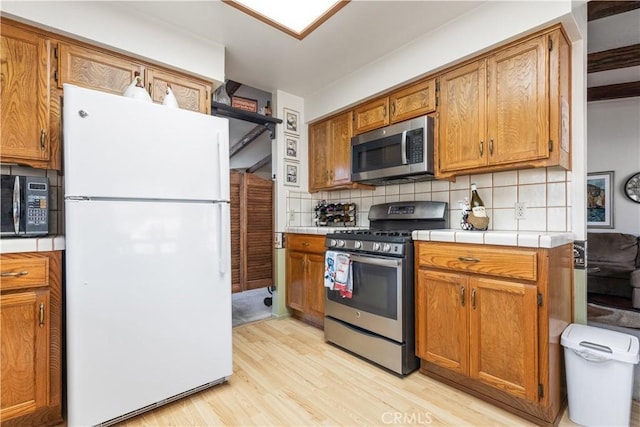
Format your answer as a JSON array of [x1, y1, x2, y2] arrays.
[[285, 234, 326, 328], [415, 242, 573, 426], [0, 251, 62, 427]]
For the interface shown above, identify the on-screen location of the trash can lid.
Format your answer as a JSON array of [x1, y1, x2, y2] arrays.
[[561, 323, 640, 364]]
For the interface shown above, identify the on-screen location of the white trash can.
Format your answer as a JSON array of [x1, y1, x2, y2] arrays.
[[561, 323, 639, 426]]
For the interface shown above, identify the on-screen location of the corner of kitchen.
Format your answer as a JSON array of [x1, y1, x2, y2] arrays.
[[2, 1, 640, 427]]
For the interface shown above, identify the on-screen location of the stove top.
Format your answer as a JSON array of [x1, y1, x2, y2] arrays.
[[324, 201, 448, 256]]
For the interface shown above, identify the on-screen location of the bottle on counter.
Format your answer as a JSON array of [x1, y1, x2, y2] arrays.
[[264, 100, 272, 116], [470, 183, 486, 218]]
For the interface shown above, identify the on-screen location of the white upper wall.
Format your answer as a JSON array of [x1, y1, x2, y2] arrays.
[[305, 0, 578, 122], [587, 98, 640, 236], [1, 1, 225, 83]]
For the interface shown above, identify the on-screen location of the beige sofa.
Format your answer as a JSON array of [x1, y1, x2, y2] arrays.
[[587, 232, 640, 309]]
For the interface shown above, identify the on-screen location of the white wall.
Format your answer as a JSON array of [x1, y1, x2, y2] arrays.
[[587, 98, 640, 235], [1, 1, 225, 82]]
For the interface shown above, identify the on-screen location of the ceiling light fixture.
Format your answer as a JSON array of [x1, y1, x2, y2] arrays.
[[223, 0, 350, 40]]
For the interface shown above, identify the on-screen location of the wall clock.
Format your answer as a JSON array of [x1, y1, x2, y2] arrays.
[[624, 172, 640, 203]]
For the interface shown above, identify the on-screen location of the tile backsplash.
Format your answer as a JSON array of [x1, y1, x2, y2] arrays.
[[286, 167, 571, 232], [1, 165, 63, 235]]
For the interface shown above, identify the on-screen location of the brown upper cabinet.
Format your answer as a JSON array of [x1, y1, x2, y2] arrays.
[[309, 111, 367, 192], [438, 26, 571, 178], [353, 78, 436, 135], [0, 22, 55, 169], [58, 43, 212, 114]]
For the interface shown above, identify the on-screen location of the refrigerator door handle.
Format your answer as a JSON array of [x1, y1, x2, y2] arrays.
[[219, 203, 228, 275], [217, 131, 224, 199]]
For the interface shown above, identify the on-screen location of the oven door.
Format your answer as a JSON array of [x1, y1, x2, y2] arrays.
[[325, 253, 403, 342]]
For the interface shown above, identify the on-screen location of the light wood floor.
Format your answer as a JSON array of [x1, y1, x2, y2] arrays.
[[117, 317, 639, 427]]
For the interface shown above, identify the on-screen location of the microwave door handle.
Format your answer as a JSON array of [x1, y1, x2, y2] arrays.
[[400, 130, 408, 164], [12, 176, 20, 234]]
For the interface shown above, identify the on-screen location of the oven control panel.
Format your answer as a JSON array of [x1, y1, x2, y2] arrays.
[[326, 238, 405, 256]]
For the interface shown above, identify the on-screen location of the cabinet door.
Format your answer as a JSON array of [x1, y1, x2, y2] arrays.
[[469, 276, 538, 401], [390, 78, 436, 123], [487, 36, 549, 165], [58, 43, 143, 95], [416, 269, 468, 375], [0, 24, 50, 164], [308, 121, 332, 191], [329, 112, 353, 186], [146, 68, 211, 114], [0, 289, 50, 422], [306, 253, 326, 320], [353, 97, 389, 135], [285, 251, 306, 312], [438, 60, 487, 173]]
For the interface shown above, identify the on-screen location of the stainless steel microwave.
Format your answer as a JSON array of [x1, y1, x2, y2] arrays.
[[351, 115, 435, 184], [1, 175, 49, 237]]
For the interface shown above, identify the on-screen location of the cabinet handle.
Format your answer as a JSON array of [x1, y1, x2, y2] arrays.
[[391, 101, 396, 117], [148, 83, 152, 96], [471, 288, 477, 309], [457, 256, 480, 263], [382, 105, 386, 118], [479, 140, 484, 156], [40, 129, 46, 151], [39, 303, 45, 328], [0, 270, 29, 277], [489, 138, 494, 155], [460, 285, 466, 307], [301, 242, 310, 247]]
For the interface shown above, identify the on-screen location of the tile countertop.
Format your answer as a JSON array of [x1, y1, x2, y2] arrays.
[[285, 226, 367, 235], [412, 229, 574, 248], [0, 236, 66, 254]]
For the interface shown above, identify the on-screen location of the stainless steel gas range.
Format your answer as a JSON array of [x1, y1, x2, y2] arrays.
[[324, 201, 448, 375]]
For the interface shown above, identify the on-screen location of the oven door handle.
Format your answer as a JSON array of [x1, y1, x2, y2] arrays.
[[349, 254, 402, 268]]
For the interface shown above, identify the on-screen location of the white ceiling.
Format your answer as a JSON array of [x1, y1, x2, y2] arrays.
[[112, 0, 486, 98]]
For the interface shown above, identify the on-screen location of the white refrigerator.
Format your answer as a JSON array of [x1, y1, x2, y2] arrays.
[[63, 84, 232, 426]]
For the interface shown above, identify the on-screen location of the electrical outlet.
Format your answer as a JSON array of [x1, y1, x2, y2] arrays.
[[515, 202, 527, 219]]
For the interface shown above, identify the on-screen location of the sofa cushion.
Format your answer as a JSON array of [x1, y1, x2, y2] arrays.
[[588, 233, 639, 271]]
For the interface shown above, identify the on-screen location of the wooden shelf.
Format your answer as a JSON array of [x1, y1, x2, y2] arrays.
[[211, 101, 282, 138]]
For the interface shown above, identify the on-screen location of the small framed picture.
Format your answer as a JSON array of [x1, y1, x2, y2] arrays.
[[285, 136, 299, 160], [283, 108, 300, 136], [587, 171, 614, 229], [284, 160, 299, 187]]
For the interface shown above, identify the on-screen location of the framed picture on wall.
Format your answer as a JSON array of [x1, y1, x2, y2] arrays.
[[283, 108, 300, 136], [285, 136, 299, 160], [587, 171, 614, 229], [284, 160, 299, 187]]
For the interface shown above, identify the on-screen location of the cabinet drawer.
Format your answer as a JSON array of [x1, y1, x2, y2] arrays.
[[0, 257, 49, 290], [286, 234, 326, 254], [417, 242, 537, 281]]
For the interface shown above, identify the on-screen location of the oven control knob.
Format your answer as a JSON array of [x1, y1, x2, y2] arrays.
[[372, 242, 381, 251], [337, 239, 346, 248], [383, 243, 392, 252], [354, 241, 363, 249], [330, 239, 337, 247]]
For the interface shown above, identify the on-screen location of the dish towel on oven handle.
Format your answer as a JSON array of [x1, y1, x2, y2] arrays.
[[334, 252, 353, 298], [324, 251, 337, 290]]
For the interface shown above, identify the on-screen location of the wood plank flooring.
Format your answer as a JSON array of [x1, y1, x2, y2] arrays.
[[117, 317, 639, 426]]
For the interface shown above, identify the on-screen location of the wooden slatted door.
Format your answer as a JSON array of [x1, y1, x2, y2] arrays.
[[230, 171, 274, 293]]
